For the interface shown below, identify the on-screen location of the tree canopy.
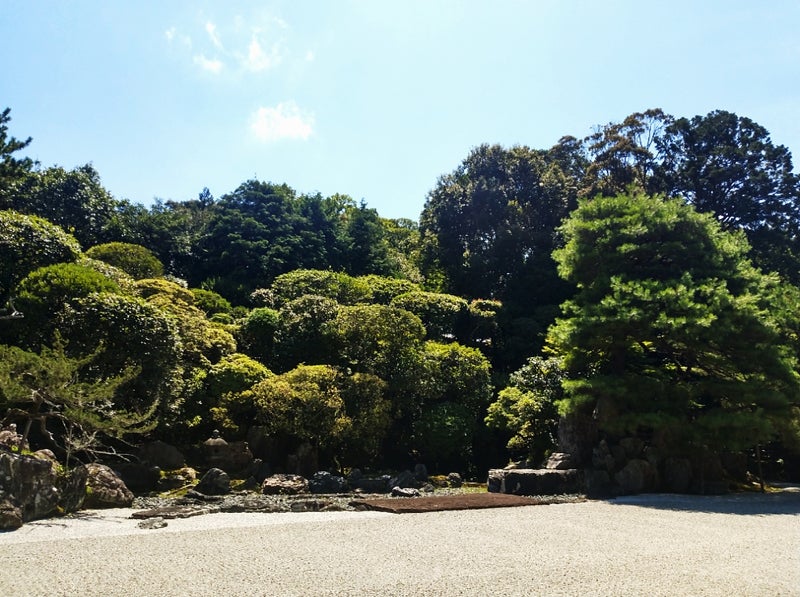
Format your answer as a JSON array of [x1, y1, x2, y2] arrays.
[[548, 191, 800, 454]]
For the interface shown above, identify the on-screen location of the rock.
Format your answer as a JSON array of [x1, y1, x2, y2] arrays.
[[414, 464, 428, 482], [446, 472, 463, 487], [139, 440, 185, 470], [389, 470, 418, 489], [352, 475, 391, 493], [391, 486, 420, 497], [194, 468, 230, 496], [0, 450, 60, 521], [137, 517, 168, 530], [584, 469, 613, 498], [619, 437, 645, 460], [32, 449, 58, 463], [544, 453, 578, 470], [116, 463, 161, 493], [557, 414, 597, 464], [262, 474, 309, 495], [0, 425, 25, 451], [157, 467, 198, 492], [308, 471, 349, 494], [57, 465, 88, 513], [689, 451, 728, 495], [0, 499, 23, 530], [614, 459, 658, 494], [610, 445, 627, 469], [488, 468, 584, 495], [84, 463, 134, 508], [663, 457, 692, 493]]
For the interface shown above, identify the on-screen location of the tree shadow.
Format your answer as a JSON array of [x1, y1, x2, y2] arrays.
[[606, 485, 800, 515]]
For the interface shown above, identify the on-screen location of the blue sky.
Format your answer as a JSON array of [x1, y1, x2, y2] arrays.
[[2, 1, 798, 220]]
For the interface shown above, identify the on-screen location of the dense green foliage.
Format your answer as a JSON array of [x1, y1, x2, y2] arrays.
[[85, 242, 165, 280], [1, 104, 799, 478], [548, 192, 800, 454]]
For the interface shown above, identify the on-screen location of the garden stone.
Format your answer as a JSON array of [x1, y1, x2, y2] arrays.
[[308, 471, 348, 494], [545, 453, 577, 470], [84, 463, 134, 508], [194, 467, 230, 496], [446, 472, 463, 487], [488, 468, 584, 495], [0, 450, 60, 521], [139, 440, 185, 470], [614, 459, 658, 494], [663, 457, 692, 493], [392, 486, 420, 497], [389, 470, 418, 489], [0, 499, 23, 530], [262, 473, 308, 495]]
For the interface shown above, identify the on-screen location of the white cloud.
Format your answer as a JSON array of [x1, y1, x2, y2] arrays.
[[305, 50, 315, 62], [245, 36, 282, 71], [251, 102, 314, 142], [165, 27, 176, 42], [193, 54, 224, 74], [206, 21, 224, 49]]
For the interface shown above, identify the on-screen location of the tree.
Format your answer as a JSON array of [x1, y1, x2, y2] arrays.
[[582, 109, 674, 197], [410, 341, 492, 472], [85, 242, 164, 280], [342, 201, 397, 276], [268, 269, 370, 308], [273, 295, 340, 371], [658, 110, 800, 282], [194, 180, 336, 302], [390, 291, 469, 341], [0, 210, 81, 310], [204, 353, 273, 436], [547, 192, 800, 457], [12, 262, 122, 346], [0, 341, 152, 467], [57, 292, 182, 418], [419, 144, 577, 371], [240, 364, 352, 457], [420, 144, 577, 300], [485, 356, 563, 464], [0, 107, 34, 201], [8, 164, 120, 248]]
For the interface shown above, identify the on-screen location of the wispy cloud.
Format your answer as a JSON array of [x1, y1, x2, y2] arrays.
[[206, 21, 224, 50], [245, 36, 282, 71], [251, 102, 314, 142], [193, 54, 224, 74], [165, 27, 176, 42]]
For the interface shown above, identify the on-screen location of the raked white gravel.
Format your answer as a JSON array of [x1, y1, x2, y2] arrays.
[[1, 489, 798, 596]]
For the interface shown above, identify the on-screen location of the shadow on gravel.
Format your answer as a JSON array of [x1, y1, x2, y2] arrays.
[[607, 486, 800, 515]]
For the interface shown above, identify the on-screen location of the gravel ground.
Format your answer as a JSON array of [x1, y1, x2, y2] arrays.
[[0, 488, 798, 596]]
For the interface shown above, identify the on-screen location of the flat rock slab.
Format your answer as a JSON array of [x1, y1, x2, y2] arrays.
[[130, 506, 216, 519], [350, 492, 552, 513]]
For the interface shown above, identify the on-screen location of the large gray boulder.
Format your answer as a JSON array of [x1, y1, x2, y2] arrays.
[[488, 468, 584, 495], [0, 450, 60, 521]]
